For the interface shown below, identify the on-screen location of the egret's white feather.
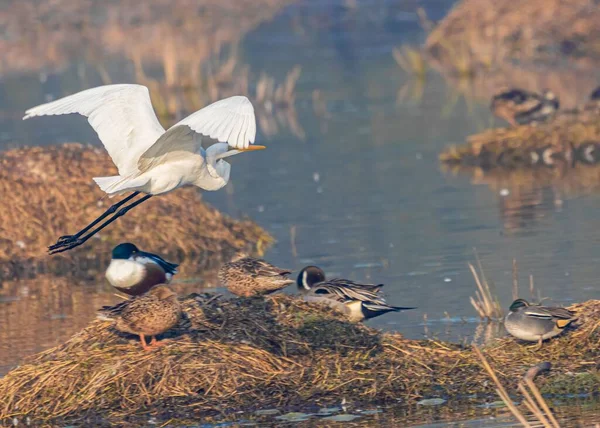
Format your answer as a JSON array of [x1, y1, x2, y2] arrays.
[[92, 176, 123, 193], [93, 174, 150, 196], [171, 96, 256, 149], [24, 85, 259, 198], [137, 125, 203, 172], [23, 84, 165, 175]]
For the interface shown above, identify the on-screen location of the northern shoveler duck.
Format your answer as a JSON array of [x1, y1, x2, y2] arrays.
[[491, 89, 559, 127], [297, 266, 415, 322], [105, 243, 178, 296], [504, 298, 576, 349], [97, 285, 181, 350], [218, 252, 295, 297]]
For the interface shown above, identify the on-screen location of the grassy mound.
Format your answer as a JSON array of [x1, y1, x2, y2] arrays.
[[440, 106, 600, 168], [1, 295, 598, 424], [425, 0, 600, 73], [422, 0, 600, 111], [0, 144, 272, 278]]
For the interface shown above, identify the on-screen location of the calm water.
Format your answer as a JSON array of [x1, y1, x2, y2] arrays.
[[0, 0, 599, 424]]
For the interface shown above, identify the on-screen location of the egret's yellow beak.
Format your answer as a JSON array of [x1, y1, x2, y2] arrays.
[[239, 145, 266, 152]]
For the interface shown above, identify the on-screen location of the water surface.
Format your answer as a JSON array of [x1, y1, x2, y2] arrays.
[[0, 1, 599, 424]]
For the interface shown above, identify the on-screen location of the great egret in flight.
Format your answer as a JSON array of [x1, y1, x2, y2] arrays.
[[23, 84, 265, 254]]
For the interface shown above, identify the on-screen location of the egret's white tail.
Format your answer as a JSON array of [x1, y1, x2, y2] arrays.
[[93, 175, 149, 196], [93, 176, 123, 193]]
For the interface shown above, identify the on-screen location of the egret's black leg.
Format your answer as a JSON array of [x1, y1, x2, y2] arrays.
[[48, 194, 153, 255], [54, 192, 141, 245]]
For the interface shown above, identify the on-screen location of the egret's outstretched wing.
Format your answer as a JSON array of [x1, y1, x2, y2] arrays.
[[170, 96, 256, 149], [137, 125, 206, 173], [23, 84, 165, 175], [137, 96, 256, 171]]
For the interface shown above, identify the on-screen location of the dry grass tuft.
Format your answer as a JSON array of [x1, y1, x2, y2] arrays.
[[0, 294, 598, 425], [468, 252, 503, 320], [475, 347, 561, 427], [425, 0, 600, 73], [0, 144, 272, 277], [393, 46, 428, 77]]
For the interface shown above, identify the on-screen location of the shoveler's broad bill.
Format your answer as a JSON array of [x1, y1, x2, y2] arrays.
[[23, 84, 265, 254], [106, 243, 178, 296], [504, 298, 577, 349], [97, 285, 181, 351], [218, 252, 295, 297], [297, 266, 416, 322]]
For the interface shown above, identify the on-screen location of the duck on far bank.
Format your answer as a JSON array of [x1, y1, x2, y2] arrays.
[[218, 252, 295, 297], [491, 88, 559, 127], [97, 285, 182, 351], [105, 243, 179, 296], [297, 265, 415, 322], [504, 298, 577, 349]]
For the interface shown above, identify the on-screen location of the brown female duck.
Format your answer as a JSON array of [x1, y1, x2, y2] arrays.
[[98, 285, 181, 350], [491, 89, 559, 127], [218, 253, 294, 297]]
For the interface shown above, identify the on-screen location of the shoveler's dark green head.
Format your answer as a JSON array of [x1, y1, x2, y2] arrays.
[[509, 298, 530, 312], [112, 242, 139, 259], [297, 266, 326, 290]]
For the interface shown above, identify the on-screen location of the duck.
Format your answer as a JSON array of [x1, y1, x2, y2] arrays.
[[504, 298, 576, 349], [218, 252, 295, 297], [297, 266, 415, 322], [97, 285, 181, 350], [491, 89, 559, 127], [591, 86, 600, 101], [105, 243, 178, 296], [573, 141, 600, 164]]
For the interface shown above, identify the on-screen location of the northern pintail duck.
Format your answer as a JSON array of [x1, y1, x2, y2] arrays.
[[573, 141, 600, 164], [504, 298, 576, 349], [491, 89, 559, 127], [105, 243, 178, 296], [98, 285, 181, 350], [218, 252, 295, 297], [297, 266, 415, 322]]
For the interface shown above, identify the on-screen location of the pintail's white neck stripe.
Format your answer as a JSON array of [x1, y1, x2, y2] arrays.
[[302, 270, 310, 290]]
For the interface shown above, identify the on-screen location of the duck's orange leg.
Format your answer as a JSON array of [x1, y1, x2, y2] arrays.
[[149, 336, 168, 348], [140, 334, 152, 351]]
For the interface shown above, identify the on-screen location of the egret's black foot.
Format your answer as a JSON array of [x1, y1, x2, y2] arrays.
[[48, 236, 77, 251], [48, 238, 83, 254], [57, 234, 78, 244]]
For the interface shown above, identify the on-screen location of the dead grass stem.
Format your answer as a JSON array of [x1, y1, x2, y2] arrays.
[[474, 346, 561, 427], [469, 251, 503, 320]]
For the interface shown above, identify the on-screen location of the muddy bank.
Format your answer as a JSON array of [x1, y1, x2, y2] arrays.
[[440, 104, 600, 168], [0, 144, 272, 279], [0, 294, 597, 425]]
